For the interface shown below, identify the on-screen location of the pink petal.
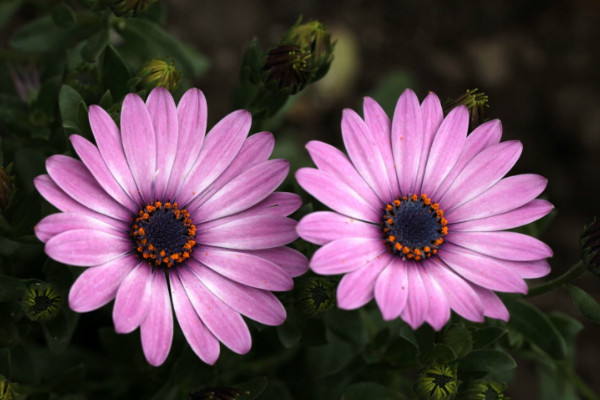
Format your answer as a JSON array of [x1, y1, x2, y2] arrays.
[[446, 174, 548, 223], [439, 243, 528, 293], [112, 263, 153, 333], [193, 246, 293, 291], [439, 140, 523, 211], [34, 175, 127, 229], [431, 119, 503, 201], [194, 192, 301, 231], [45, 229, 130, 266], [295, 167, 380, 223], [194, 159, 289, 223], [421, 106, 469, 196], [447, 231, 553, 261], [513, 259, 551, 279], [373, 258, 409, 320], [178, 267, 252, 355], [341, 108, 394, 202], [88, 105, 141, 204], [177, 110, 251, 206], [243, 247, 308, 278], [188, 259, 286, 325], [425, 259, 484, 322], [391, 88, 423, 194], [187, 131, 275, 213], [197, 215, 298, 250], [45, 155, 131, 221], [420, 269, 451, 330], [305, 140, 381, 207], [470, 284, 509, 321], [146, 87, 179, 199], [401, 263, 429, 329], [363, 97, 399, 196], [140, 270, 174, 366], [120, 93, 156, 203], [450, 199, 553, 232], [337, 252, 392, 310], [68, 254, 137, 312], [170, 271, 220, 365], [310, 237, 386, 275], [35, 212, 121, 243], [70, 135, 137, 211], [415, 92, 444, 192], [165, 88, 208, 198], [296, 211, 380, 245]]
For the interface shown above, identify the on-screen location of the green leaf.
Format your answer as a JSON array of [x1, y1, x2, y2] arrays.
[[419, 344, 457, 364], [121, 18, 209, 77], [58, 84, 86, 134], [459, 349, 517, 372], [102, 45, 131, 101], [324, 308, 368, 345], [82, 29, 109, 62], [0, 0, 22, 30], [42, 309, 70, 353], [341, 382, 404, 400], [383, 336, 418, 367], [565, 284, 600, 323], [52, 4, 77, 29], [276, 316, 301, 348], [99, 90, 113, 109], [471, 326, 507, 349], [507, 300, 567, 360], [10, 15, 70, 52], [440, 325, 473, 358]]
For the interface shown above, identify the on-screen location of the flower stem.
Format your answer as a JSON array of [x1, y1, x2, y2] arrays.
[[526, 261, 588, 297]]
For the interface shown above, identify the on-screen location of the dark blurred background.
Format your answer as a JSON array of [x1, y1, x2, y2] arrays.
[[166, 0, 600, 397]]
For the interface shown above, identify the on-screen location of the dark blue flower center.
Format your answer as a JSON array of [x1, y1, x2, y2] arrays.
[[131, 201, 196, 268], [382, 194, 448, 261]]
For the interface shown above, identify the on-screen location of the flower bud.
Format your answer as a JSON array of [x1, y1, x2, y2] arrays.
[[188, 387, 249, 400], [444, 88, 489, 131], [295, 276, 336, 317], [459, 381, 510, 400], [581, 217, 600, 275], [414, 362, 460, 400], [0, 375, 14, 400], [283, 19, 333, 75], [0, 164, 15, 212], [107, 0, 156, 17], [65, 63, 102, 103], [138, 58, 181, 92], [21, 283, 62, 322], [263, 45, 312, 94]]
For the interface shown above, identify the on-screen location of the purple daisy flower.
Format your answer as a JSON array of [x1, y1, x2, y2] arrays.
[[296, 89, 553, 330], [34, 87, 307, 366]]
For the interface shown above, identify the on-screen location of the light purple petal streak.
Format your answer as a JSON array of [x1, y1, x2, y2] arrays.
[[296, 211, 380, 245], [112, 263, 153, 334], [141, 271, 174, 366], [45, 229, 130, 266], [69, 254, 137, 312], [178, 267, 252, 355], [170, 272, 220, 365]]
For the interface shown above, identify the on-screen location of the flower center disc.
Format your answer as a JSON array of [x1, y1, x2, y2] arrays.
[[131, 201, 197, 268], [382, 194, 448, 261]]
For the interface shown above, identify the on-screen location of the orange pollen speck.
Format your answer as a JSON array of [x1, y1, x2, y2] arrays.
[[131, 200, 197, 269], [381, 193, 449, 262]]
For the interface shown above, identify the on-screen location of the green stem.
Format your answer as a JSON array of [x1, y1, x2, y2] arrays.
[[527, 261, 588, 297], [566, 368, 600, 400]]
